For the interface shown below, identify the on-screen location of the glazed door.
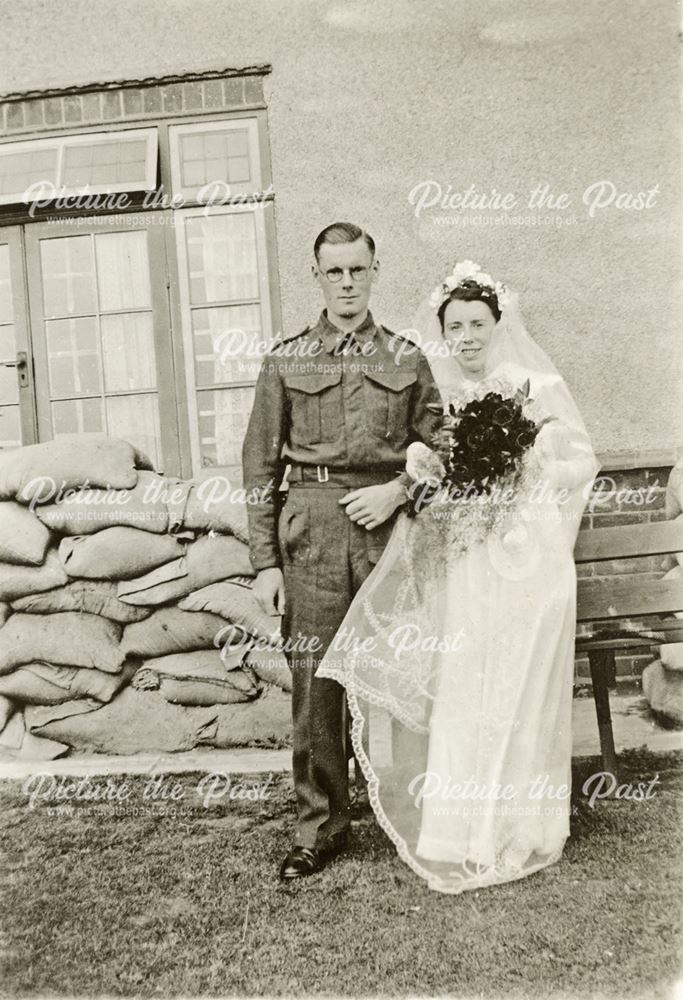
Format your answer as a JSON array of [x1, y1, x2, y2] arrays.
[[0, 226, 35, 450], [24, 217, 181, 473]]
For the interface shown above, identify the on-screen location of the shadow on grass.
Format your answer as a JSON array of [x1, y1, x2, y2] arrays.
[[0, 748, 680, 998]]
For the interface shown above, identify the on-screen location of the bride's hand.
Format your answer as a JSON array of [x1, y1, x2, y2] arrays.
[[339, 482, 405, 530]]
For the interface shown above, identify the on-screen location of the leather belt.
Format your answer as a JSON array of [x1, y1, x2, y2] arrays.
[[286, 463, 402, 488]]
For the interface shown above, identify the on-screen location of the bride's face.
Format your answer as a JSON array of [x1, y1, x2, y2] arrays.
[[441, 299, 498, 375]]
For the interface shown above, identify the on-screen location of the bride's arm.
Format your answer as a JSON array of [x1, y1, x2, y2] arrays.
[[405, 441, 446, 482], [533, 421, 599, 491], [400, 442, 447, 512]]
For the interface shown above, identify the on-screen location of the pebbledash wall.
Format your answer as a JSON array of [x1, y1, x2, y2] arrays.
[[0, 0, 680, 685]]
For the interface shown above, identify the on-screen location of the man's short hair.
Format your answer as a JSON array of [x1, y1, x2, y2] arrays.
[[313, 222, 376, 261]]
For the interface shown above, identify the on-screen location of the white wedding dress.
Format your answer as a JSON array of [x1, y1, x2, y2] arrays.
[[316, 357, 598, 894]]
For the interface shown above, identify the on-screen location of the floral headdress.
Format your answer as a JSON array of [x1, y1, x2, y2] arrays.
[[428, 260, 510, 312]]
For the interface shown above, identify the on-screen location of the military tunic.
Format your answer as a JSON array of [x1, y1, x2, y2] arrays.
[[242, 309, 442, 848]]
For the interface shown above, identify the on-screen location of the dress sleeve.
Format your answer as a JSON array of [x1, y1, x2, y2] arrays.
[[533, 419, 598, 491]]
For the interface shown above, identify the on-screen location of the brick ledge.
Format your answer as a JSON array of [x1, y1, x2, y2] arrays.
[[0, 63, 272, 102], [596, 448, 681, 472]]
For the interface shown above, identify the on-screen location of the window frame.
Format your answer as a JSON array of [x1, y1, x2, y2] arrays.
[[0, 103, 280, 477], [0, 225, 36, 447], [173, 200, 274, 475], [168, 117, 264, 203], [0, 127, 159, 206], [23, 215, 182, 472]]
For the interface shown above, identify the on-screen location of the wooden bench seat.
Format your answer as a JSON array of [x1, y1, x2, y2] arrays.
[[574, 519, 683, 777]]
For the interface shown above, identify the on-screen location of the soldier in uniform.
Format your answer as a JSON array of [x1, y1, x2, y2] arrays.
[[242, 222, 442, 879]]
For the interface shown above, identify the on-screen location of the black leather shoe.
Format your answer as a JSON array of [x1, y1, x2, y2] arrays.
[[319, 830, 349, 860], [279, 846, 322, 880], [278, 833, 349, 881]]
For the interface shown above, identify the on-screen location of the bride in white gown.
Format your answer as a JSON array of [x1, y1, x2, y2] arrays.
[[316, 262, 599, 894]]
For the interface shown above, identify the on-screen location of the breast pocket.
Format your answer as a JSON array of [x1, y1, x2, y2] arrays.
[[363, 369, 417, 444], [284, 371, 342, 445]]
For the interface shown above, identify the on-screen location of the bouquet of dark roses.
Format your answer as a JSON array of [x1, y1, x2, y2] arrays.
[[405, 378, 554, 518]]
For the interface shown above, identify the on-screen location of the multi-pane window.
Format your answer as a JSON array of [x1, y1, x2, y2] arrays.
[[0, 146, 60, 204], [172, 119, 272, 480], [0, 129, 157, 204], [0, 111, 276, 478], [169, 119, 262, 201], [175, 206, 272, 479], [37, 231, 161, 465], [62, 135, 154, 190]]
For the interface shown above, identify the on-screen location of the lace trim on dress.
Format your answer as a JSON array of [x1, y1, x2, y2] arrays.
[[344, 687, 564, 895]]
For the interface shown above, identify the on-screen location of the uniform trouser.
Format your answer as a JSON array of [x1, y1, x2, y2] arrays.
[[278, 481, 396, 850]]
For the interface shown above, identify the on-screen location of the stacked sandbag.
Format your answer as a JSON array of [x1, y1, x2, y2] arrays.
[[0, 611, 125, 674], [131, 648, 261, 705], [0, 708, 70, 761], [0, 434, 153, 502], [0, 437, 153, 756], [59, 528, 187, 580], [0, 500, 51, 564], [178, 581, 290, 691], [12, 579, 151, 622], [0, 435, 291, 758], [0, 547, 68, 603], [116, 535, 253, 605], [23, 685, 291, 754]]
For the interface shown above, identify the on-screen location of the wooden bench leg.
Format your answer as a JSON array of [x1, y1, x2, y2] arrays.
[[588, 649, 618, 782]]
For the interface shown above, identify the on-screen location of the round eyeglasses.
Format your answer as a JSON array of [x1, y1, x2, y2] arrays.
[[320, 266, 371, 283]]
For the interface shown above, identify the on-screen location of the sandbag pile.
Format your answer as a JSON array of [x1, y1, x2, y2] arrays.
[[0, 435, 292, 759]]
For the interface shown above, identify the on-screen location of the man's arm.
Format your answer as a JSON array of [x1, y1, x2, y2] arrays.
[[242, 356, 287, 572], [341, 350, 444, 528], [396, 349, 443, 489]]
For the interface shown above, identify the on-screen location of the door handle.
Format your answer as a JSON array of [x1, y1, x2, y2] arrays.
[[2, 351, 29, 387]]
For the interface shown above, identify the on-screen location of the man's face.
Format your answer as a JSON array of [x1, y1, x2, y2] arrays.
[[313, 238, 378, 322]]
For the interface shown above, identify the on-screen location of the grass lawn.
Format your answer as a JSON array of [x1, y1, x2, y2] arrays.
[[1, 748, 681, 999]]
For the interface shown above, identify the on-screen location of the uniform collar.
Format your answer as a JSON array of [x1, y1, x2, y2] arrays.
[[316, 310, 379, 354]]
